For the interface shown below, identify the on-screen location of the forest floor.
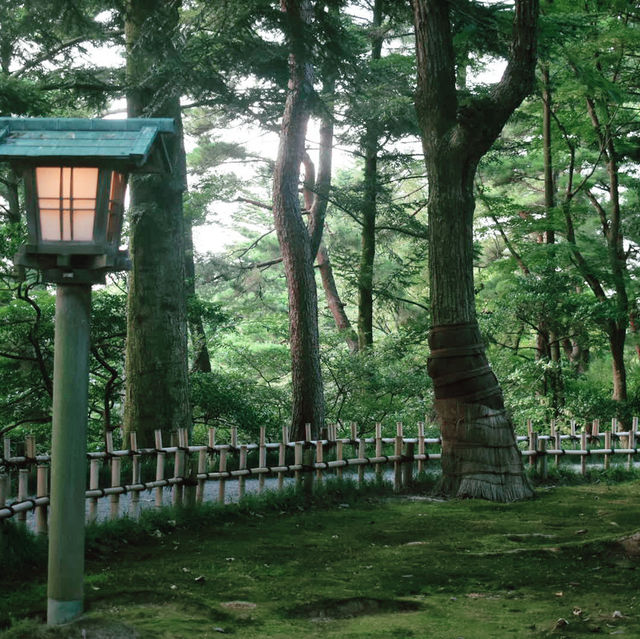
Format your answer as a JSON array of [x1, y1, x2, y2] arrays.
[[1, 476, 640, 639]]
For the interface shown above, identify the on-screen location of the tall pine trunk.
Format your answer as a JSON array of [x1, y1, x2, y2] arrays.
[[357, 0, 384, 350], [273, 0, 324, 440], [413, 0, 538, 501], [124, 0, 191, 446]]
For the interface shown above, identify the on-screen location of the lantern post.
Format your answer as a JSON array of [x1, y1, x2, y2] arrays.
[[0, 117, 174, 625]]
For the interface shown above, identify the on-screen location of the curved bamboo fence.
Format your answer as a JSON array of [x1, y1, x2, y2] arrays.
[[0, 417, 638, 532]]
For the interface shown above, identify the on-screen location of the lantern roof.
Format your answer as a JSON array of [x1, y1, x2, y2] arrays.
[[0, 117, 175, 170]]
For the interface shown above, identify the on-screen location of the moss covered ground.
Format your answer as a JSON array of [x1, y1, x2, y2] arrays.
[[1, 476, 640, 638]]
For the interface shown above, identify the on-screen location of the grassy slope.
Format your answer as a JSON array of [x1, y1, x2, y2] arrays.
[[1, 479, 640, 638]]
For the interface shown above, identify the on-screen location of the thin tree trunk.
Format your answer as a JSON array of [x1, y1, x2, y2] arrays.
[[123, 0, 191, 446], [357, 0, 384, 350], [273, 0, 324, 440], [413, 0, 538, 501]]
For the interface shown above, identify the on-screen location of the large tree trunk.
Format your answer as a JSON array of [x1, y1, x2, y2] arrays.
[[123, 0, 191, 446], [273, 0, 324, 440], [413, 0, 538, 501], [357, 0, 384, 350]]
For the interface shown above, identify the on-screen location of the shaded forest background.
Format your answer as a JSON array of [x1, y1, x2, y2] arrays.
[[1, 0, 639, 450]]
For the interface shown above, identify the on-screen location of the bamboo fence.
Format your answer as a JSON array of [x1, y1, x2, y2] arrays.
[[0, 416, 638, 533]]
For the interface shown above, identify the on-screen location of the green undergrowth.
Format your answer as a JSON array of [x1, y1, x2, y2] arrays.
[[1, 475, 640, 638]]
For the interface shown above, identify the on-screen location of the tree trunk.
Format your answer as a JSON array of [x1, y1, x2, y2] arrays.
[[123, 0, 191, 446], [357, 0, 384, 351], [317, 243, 359, 354], [273, 0, 324, 440], [413, 0, 538, 501]]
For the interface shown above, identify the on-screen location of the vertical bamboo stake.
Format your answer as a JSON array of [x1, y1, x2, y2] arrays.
[[129, 432, 140, 519], [316, 439, 324, 482], [581, 431, 587, 476], [196, 449, 207, 504], [394, 423, 403, 492], [336, 439, 344, 481], [350, 422, 358, 462], [555, 429, 561, 468], [36, 464, 49, 535], [218, 447, 227, 503], [592, 419, 600, 438], [17, 469, 28, 524], [604, 431, 611, 471], [154, 430, 165, 508], [238, 445, 247, 499], [231, 426, 238, 449], [357, 437, 366, 485], [0, 472, 8, 509], [375, 423, 383, 481], [536, 436, 547, 479], [172, 429, 186, 508], [3, 436, 10, 460], [628, 416, 638, 471], [294, 441, 303, 487], [403, 441, 415, 488], [550, 419, 556, 439], [303, 423, 313, 493], [258, 426, 266, 494], [417, 422, 425, 475], [278, 441, 286, 490], [528, 430, 536, 468], [570, 420, 576, 437], [305, 422, 312, 443], [88, 458, 100, 523], [25, 434, 36, 461], [110, 457, 121, 520]]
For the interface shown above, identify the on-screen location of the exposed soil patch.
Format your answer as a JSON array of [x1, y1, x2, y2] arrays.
[[290, 597, 421, 620]]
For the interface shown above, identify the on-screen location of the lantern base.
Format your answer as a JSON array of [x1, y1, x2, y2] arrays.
[[14, 247, 130, 284]]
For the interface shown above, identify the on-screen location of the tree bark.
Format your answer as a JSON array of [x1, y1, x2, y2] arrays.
[[123, 0, 191, 446], [413, 0, 538, 501], [273, 0, 324, 440], [357, 0, 384, 351]]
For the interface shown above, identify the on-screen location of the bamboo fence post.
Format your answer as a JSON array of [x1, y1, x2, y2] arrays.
[[17, 468, 28, 523], [172, 429, 186, 508], [88, 458, 100, 523], [302, 423, 313, 494], [218, 446, 227, 503], [2, 436, 9, 460], [357, 437, 366, 486], [18, 435, 35, 525], [105, 430, 119, 519], [231, 426, 238, 449], [238, 445, 248, 499], [604, 431, 611, 471], [336, 439, 344, 481], [0, 470, 7, 504], [110, 457, 121, 520], [528, 424, 535, 468], [196, 449, 207, 504], [394, 423, 403, 492], [154, 430, 165, 508], [536, 435, 547, 479], [328, 424, 336, 476], [592, 418, 600, 438], [294, 441, 303, 488], [555, 428, 561, 468], [279, 424, 288, 489], [350, 422, 357, 461], [581, 431, 587, 476], [258, 426, 266, 494], [129, 432, 140, 519], [629, 417, 638, 471], [35, 464, 49, 535], [375, 423, 382, 480], [316, 438, 324, 483], [403, 441, 415, 488], [25, 433, 35, 460], [417, 422, 425, 475], [0, 471, 7, 510]]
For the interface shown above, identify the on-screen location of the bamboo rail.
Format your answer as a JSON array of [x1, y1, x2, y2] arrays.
[[0, 417, 638, 528]]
